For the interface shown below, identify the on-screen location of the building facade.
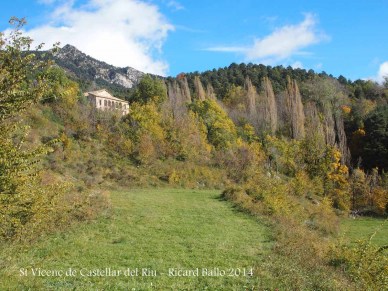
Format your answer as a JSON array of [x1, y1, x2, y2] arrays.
[[84, 89, 129, 116]]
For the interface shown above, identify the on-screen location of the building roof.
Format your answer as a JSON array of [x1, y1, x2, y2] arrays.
[[84, 89, 128, 103]]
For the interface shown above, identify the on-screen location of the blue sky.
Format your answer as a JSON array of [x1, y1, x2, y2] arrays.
[[1, 0, 387, 81]]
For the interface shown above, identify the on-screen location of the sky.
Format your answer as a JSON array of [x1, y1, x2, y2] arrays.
[[1, 0, 387, 82]]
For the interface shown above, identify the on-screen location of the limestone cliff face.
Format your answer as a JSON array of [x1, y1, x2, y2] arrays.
[[54, 44, 144, 89]]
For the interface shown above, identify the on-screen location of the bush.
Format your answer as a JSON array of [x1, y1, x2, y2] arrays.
[[222, 174, 351, 289], [329, 235, 388, 290]]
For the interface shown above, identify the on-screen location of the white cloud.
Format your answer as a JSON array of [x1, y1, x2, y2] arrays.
[[205, 46, 246, 53], [315, 63, 323, 70], [205, 13, 328, 65], [174, 25, 207, 34], [25, 0, 174, 75], [261, 16, 278, 25], [291, 61, 303, 69], [166, 0, 184, 11], [376, 61, 388, 84]]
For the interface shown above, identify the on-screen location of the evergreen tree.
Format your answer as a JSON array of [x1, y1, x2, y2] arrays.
[[361, 105, 388, 170]]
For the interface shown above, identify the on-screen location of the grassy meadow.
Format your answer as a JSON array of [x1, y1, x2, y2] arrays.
[[0, 188, 275, 290], [340, 217, 388, 246]]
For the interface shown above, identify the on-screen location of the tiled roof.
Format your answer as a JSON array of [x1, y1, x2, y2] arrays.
[[85, 89, 128, 103]]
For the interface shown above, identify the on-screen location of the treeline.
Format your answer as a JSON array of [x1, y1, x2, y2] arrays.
[[182, 62, 387, 101], [167, 63, 388, 171]]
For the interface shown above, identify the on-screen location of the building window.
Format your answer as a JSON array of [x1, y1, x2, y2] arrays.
[[99, 100, 102, 106], [104, 100, 107, 106]]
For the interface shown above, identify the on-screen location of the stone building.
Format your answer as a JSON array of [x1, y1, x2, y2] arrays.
[[84, 89, 129, 116]]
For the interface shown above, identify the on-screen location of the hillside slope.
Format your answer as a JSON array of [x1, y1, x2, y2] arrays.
[[46, 45, 388, 170]]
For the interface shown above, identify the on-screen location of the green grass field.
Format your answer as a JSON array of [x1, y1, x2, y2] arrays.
[[0, 188, 272, 290], [340, 217, 388, 246]]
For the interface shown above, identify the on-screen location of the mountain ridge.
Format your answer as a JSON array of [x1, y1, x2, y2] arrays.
[[52, 44, 145, 89]]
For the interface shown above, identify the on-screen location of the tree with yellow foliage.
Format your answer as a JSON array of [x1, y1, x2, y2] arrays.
[[189, 99, 238, 149], [125, 101, 166, 164], [325, 148, 350, 211], [0, 18, 61, 239]]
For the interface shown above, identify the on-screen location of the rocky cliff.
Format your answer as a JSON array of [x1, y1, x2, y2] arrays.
[[53, 44, 145, 89]]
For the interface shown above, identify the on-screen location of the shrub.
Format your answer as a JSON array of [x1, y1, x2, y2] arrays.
[[222, 173, 351, 289], [329, 233, 388, 290]]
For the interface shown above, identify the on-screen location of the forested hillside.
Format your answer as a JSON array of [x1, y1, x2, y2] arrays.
[[49, 44, 388, 172], [167, 63, 388, 171]]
